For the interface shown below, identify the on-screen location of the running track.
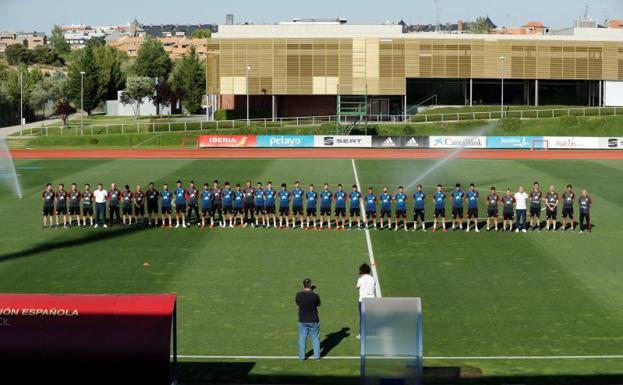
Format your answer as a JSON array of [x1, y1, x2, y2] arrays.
[[9, 148, 623, 160]]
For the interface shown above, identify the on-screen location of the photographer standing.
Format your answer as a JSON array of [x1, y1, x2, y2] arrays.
[[357, 263, 377, 339], [295, 278, 321, 360]]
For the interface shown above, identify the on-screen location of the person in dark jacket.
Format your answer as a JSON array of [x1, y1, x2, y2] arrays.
[[295, 278, 321, 360]]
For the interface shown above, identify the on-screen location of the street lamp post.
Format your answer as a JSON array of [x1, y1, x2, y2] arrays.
[[246, 64, 251, 126], [499, 56, 505, 119], [80, 71, 85, 132], [19, 67, 23, 136]]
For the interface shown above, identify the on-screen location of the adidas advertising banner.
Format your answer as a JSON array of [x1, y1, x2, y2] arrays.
[[313, 135, 372, 148], [544, 136, 601, 150], [256, 135, 314, 148], [430, 136, 486, 149], [372, 136, 430, 148], [599, 137, 623, 149], [486, 136, 544, 149]]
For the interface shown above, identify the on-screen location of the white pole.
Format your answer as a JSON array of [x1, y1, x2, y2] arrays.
[[80, 71, 85, 131], [19, 68, 23, 136], [246, 64, 251, 126], [499, 56, 505, 118]]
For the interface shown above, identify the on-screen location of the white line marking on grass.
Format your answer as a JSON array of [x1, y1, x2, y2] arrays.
[[351, 158, 382, 298], [177, 354, 623, 361], [133, 134, 159, 148]]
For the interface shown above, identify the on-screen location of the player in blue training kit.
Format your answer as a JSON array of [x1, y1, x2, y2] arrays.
[[466, 183, 480, 232], [379, 187, 392, 229], [305, 185, 318, 229], [160, 184, 173, 228], [233, 184, 245, 226], [451, 183, 465, 231], [413, 184, 427, 232], [291, 181, 304, 229], [433, 184, 447, 232], [253, 182, 265, 227], [222, 182, 235, 228], [278, 183, 291, 228], [264, 182, 277, 228], [334, 184, 347, 230], [320, 183, 333, 229], [349, 185, 363, 229], [174, 180, 187, 228], [200, 183, 214, 228], [394, 186, 408, 231], [364, 188, 377, 229]]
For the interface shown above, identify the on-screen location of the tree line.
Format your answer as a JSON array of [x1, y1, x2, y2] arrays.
[[0, 25, 207, 127]]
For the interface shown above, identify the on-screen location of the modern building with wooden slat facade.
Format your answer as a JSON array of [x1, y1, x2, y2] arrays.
[[205, 21, 623, 119]]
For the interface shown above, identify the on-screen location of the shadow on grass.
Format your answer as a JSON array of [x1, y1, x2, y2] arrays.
[[305, 326, 351, 359], [175, 361, 623, 385], [0, 225, 149, 263]]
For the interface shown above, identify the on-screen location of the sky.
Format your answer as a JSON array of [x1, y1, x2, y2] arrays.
[[0, 0, 621, 32]]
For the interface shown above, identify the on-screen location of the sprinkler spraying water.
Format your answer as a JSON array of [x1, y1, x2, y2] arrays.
[[0, 135, 23, 199], [405, 122, 498, 191]]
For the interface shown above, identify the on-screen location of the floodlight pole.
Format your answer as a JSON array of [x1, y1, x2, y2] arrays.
[[19, 67, 23, 136], [246, 64, 251, 126], [499, 56, 505, 118], [80, 71, 86, 131]]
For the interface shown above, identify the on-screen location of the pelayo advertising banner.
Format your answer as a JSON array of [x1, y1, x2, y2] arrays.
[[313, 135, 372, 148], [256, 135, 314, 148], [372, 136, 430, 148], [430, 136, 486, 149]]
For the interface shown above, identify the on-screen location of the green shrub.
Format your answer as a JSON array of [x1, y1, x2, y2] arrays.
[[88, 137, 99, 145], [587, 117, 607, 130], [403, 125, 416, 135], [500, 117, 521, 132], [559, 115, 578, 128]]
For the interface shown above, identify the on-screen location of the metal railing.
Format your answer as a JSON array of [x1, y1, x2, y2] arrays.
[[15, 106, 622, 137]]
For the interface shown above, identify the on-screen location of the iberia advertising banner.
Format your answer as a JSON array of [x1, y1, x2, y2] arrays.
[[199, 135, 257, 148], [0, 294, 176, 385]]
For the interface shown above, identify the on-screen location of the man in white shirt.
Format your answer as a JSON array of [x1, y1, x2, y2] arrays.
[[93, 183, 109, 228], [356, 263, 377, 339], [514, 186, 529, 233]]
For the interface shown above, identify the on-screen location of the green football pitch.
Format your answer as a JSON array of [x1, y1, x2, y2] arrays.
[[1, 157, 622, 384]]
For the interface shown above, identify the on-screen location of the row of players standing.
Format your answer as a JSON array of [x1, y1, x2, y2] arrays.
[[41, 180, 592, 232]]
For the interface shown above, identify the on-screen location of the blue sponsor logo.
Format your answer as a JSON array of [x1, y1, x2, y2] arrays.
[[256, 135, 314, 148], [486, 136, 545, 149]]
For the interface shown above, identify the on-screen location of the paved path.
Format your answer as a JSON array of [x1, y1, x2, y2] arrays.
[[0, 118, 61, 137]]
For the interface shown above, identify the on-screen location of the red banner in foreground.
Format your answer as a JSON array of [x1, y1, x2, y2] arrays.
[[199, 134, 257, 148], [0, 294, 176, 385]]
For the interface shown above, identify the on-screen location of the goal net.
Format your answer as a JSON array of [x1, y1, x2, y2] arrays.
[[361, 297, 423, 385], [531, 139, 549, 151]]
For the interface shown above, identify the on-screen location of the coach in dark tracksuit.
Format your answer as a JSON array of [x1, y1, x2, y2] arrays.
[[243, 181, 255, 225]]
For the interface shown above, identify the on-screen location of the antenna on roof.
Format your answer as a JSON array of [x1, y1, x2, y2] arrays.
[[434, 0, 441, 33]]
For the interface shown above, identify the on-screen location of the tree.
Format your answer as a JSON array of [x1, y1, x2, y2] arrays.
[[120, 76, 155, 118], [4, 44, 32, 65], [28, 73, 67, 115], [32, 45, 65, 66], [54, 98, 77, 127], [169, 47, 206, 114], [190, 28, 211, 39], [468, 16, 493, 34], [94, 45, 126, 101], [4, 65, 43, 122], [49, 25, 70, 54], [151, 81, 179, 113], [66, 44, 102, 115], [134, 36, 172, 79]]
